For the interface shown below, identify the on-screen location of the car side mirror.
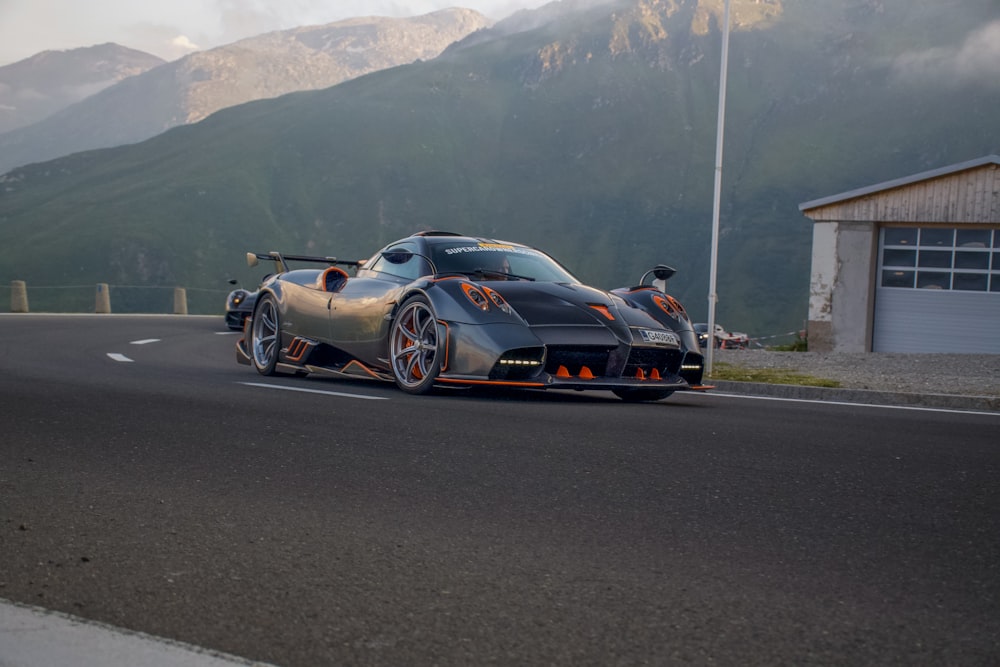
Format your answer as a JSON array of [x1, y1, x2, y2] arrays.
[[652, 264, 676, 281], [382, 251, 414, 264], [379, 250, 438, 274], [639, 264, 676, 286]]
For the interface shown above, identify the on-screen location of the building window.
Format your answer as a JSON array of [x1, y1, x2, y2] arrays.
[[920, 228, 954, 247], [957, 229, 991, 248], [884, 228, 917, 246], [883, 248, 916, 267], [882, 270, 915, 288], [880, 227, 999, 292]]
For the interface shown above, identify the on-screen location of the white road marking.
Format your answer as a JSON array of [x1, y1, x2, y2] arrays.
[[130, 338, 160, 345], [0, 599, 275, 667], [216, 331, 242, 335], [690, 391, 1000, 418], [107, 353, 133, 363], [239, 381, 388, 401]]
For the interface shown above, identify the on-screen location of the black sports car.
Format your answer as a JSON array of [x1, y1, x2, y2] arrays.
[[236, 232, 709, 402], [224, 280, 257, 330]]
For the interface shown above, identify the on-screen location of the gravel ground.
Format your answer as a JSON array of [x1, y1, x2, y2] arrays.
[[711, 349, 1000, 398]]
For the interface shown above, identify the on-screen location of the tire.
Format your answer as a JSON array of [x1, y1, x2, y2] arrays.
[[389, 296, 442, 395], [250, 294, 281, 376], [612, 388, 675, 403]]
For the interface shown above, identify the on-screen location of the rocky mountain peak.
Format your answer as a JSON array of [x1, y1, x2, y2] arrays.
[[0, 43, 164, 133], [0, 9, 492, 175], [479, 0, 783, 85], [170, 8, 494, 125]]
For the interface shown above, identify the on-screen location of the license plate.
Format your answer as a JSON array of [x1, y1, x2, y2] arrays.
[[638, 329, 679, 346]]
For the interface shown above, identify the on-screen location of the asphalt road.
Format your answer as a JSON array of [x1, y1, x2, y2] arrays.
[[1, 314, 998, 666]]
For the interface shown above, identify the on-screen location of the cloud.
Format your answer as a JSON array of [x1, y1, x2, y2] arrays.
[[117, 21, 206, 62], [171, 35, 200, 51], [891, 20, 1000, 87]]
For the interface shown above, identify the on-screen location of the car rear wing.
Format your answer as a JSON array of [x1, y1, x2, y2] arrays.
[[246, 251, 364, 274]]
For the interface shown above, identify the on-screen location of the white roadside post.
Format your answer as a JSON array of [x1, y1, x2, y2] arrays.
[[95, 283, 111, 314], [11, 280, 29, 313], [173, 287, 188, 315]]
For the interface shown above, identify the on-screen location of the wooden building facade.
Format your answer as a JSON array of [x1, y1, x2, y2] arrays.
[[800, 155, 1000, 353]]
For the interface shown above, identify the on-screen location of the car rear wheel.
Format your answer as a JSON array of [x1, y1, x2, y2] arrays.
[[251, 294, 280, 375], [390, 296, 441, 395], [612, 388, 674, 403]]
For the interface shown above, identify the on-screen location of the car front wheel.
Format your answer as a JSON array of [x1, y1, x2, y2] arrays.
[[389, 296, 441, 394], [251, 294, 280, 375]]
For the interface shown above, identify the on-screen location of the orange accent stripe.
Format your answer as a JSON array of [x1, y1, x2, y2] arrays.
[[318, 267, 349, 291], [461, 283, 490, 310], [653, 294, 675, 316], [579, 366, 595, 379], [589, 304, 615, 321], [666, 295, 687, 315], [341, 359, 384, 379], [436, 378, 546, 387], [438, 320, 450, 373], [286, 337, 310, 362]]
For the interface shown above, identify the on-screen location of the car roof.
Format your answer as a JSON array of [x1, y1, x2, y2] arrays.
[[409, 231, 530, 250]]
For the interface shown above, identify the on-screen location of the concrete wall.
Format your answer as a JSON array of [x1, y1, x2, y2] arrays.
[[807, 220, 877, 353], [831, 221, 877, 353], [806, 222, 837, 352]]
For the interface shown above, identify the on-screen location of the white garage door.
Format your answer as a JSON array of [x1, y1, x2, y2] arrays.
[[874, 226, 1000, 353]]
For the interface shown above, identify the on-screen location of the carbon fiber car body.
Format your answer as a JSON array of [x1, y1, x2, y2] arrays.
[[224, 286, 257, 330], [236, 232, 709, 401]]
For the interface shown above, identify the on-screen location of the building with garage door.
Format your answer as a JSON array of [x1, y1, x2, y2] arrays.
[[800, 155, 1000, 353]]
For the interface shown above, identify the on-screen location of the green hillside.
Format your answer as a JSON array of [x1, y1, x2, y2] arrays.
[[1, 0, 997, 337]]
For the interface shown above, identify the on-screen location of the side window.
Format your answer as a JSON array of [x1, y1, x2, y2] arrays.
[[366, 243, 427, 280]]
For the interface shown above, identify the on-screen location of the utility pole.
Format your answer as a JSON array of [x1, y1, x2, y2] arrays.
[[706, 0, 731, 375]]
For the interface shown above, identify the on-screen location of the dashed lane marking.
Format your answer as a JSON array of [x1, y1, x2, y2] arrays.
[[239, 381, 389, 401], [107, 353, 134, 363], [130, 338, 160, 345]]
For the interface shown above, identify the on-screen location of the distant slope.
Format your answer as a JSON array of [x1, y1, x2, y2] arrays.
[[0, 0, 997, 336], [0, 43, 163, 134], [0, 9, 492, 174]]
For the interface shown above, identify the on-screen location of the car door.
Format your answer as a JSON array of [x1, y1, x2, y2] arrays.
[[327, 242, 427, 361]]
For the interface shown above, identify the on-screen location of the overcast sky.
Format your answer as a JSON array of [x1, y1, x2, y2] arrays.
[[0, 0, 552, 66]]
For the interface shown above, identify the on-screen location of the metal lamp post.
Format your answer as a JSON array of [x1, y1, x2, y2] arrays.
[[705, 0, 731, 375]]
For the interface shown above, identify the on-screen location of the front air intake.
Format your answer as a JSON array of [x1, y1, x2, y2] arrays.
[[543, 346, 612, 378], [623, 348, 683, 380]]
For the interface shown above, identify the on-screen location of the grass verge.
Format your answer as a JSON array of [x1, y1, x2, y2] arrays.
[[708, 362, 841, 388]]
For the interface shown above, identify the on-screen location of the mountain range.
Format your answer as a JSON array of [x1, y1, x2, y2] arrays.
[[0, 9, 492, 175], [1, 0, 998, 337], [0, 43, 164, 135]]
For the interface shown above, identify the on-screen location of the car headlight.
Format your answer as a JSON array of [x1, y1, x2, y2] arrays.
[[228, 290, 248, 308]]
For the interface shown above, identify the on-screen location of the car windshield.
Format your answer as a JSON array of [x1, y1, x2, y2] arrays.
[[430, 242, 579, 283]]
